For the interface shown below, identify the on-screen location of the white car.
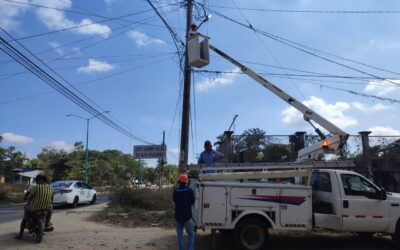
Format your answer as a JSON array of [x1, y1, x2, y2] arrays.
[[52, 180, 97, 207]]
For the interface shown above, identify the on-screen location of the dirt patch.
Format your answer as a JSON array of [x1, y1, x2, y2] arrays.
[[0, 203, 396, 250], [89, 206, 175, 228]]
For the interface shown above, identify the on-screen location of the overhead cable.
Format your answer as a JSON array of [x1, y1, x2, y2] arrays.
[[0, 34, 154, 145], [5, 3, 177, 42], [204, 7, 400, 88], [208, 4, 400, 14]]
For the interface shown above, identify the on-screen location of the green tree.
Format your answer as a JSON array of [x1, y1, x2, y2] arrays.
[[262, 144, 291, 162], [0, 136, 28, 181], [144, 167, 157, 184], [37, 148, 69, 181], [232, 128, 267, 162], [163, 164, 178, 184]]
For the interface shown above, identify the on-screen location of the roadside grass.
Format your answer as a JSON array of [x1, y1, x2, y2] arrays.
[[91, 187, 175, 228], [0, 184, 27, 205]]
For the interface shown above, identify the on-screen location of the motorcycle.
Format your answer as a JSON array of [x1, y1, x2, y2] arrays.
[[24, 210, 53, 243]]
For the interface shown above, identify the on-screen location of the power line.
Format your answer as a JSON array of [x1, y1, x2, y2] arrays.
[[0, 33, 154, 145], [0, 52, 176, 79], [2, 0, 115, 18], [1, 51, 175, 65], [1, 7, 180, 66], [193, 69, 400, 82], [204, 7, 400, 88], [205, 6, 400, 78], [229, 0, 307, 100], [0, 55, 176, 105], [208, 4, 400, 14], [5, 3, 178, 43], [193, 69, 400, 104], [303, 81, 400, 104], [145, 0, 185, 69], [0, 12, 179, 82]]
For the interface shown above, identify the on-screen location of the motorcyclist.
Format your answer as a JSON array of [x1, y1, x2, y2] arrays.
[[15, 174, 54, 239]]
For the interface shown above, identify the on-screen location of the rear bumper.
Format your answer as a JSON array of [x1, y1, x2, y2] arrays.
[[53, 193, 74, 204]]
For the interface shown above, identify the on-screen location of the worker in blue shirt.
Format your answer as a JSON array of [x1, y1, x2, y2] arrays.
[[173, 174, 195, 250], [198, 140, 224, 164]]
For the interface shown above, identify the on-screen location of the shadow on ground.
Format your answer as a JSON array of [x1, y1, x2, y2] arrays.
[[189, 231, 396, 250]]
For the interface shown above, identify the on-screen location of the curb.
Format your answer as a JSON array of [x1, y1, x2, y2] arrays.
[[0, 202, 25, 208]]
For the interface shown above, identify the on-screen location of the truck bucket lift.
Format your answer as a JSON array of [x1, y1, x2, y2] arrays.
[[187, 33, 348, 161]]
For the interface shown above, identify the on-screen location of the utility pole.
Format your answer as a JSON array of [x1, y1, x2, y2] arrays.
[[179, 0, 193, 170], [159, 130, 165, 191]]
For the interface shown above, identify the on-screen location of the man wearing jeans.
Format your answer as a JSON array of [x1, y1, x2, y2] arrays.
[[173, 174, 195, 250]]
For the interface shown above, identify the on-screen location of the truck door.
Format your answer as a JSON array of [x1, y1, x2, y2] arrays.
[[279, 188, 312, 228], [339, 173, 390, 232], [201, 186, 227, 226], [311, 171, 342, 230]]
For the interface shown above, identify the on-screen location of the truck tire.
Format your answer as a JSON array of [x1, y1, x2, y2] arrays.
[[355, 232, 375, 237], [233, 217, 269, 250], [393, 221, 400, 248]]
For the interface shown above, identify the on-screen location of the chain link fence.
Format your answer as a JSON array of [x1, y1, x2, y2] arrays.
[[216, 133, 400, 191]]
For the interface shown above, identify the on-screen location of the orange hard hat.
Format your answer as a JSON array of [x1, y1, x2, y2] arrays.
[[178, 174, 189, 184]]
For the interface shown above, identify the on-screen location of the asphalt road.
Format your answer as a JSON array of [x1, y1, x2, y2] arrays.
[[0, 194, 109, 224]]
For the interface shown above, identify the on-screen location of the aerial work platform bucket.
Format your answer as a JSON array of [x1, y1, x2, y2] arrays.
[[188, 33, 210, 68]]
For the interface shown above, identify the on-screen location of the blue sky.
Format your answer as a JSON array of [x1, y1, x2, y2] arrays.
[[1, 0, 400, 166]]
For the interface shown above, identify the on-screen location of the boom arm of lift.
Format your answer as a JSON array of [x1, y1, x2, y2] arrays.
[[188, 35, 348, 160]]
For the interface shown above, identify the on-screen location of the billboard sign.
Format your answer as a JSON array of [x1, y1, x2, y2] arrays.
[[134, 145, 166, 159]]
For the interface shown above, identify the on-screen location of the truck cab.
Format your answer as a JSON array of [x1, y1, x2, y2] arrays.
[[312, 169, 399, 235]]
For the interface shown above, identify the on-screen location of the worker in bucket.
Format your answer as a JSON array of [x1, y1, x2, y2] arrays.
[[198, 140, 224, 164], [173, 174, 195, 250]]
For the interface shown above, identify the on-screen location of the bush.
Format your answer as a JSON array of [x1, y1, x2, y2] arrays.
[[110, 188, 173, 211], [0, 184, 27, 204], [0, 185, 9, 201]]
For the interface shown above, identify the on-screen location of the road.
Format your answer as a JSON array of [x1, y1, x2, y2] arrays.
[[0, 194, 109, 224], [0, 197, 397, 249]]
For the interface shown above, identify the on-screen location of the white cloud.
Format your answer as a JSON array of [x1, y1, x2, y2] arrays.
[[351, 102, 391, 112], [50, 140, 74, 152], [76, 18, 111, 37], [1, 132, 33, 144], [77, 59, 115, 73], [369, 126, 400, 136], [104, 0, 116, 6], [0, 0, 30, 29], [364, 79, 400, 97], [281, 96, 358, 131], [196, 68, 241, 92], [127, 30, 165, 47], [49, 41, 64, 55], [32, 0, 111, 37]]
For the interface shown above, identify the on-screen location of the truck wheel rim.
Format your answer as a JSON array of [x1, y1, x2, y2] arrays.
[[240, 225, 264, 249]]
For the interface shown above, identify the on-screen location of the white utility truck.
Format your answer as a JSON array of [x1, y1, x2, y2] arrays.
[[187, 32, 400, 249]]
